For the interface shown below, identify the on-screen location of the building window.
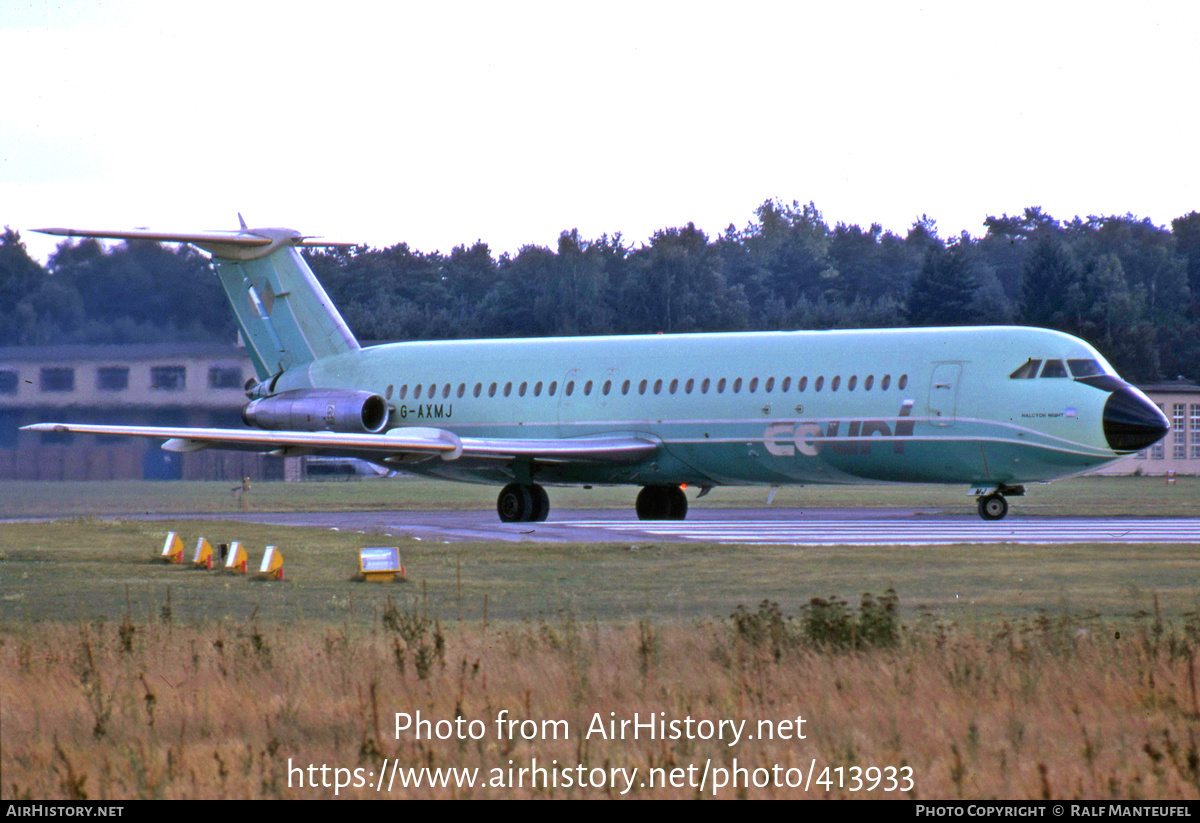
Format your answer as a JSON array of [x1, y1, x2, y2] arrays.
[[207, 366, 242, 390], [40, 367, 74, 392], [0, 370, 17, 395], [1191, 404, 1200, 459], [1173, 405, 1186, 457], [1151, 443, 1164, 460], [97, 367, 129, 391], [150, 366, 185, 391]]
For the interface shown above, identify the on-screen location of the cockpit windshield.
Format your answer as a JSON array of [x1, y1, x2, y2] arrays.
[[1009, 360, 1041, 379], [1011, 357, 1111, 379], [1067, 359, 1104, 377]]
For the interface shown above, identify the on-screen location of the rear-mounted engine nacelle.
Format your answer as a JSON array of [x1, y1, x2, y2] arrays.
[[243, 389, 389, 434]]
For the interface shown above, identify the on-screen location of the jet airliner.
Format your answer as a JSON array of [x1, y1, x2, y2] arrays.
[[23, 222, 1170, 522]]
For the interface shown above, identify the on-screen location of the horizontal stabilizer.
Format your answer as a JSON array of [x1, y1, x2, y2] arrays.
[[35, 227, 273, 247], [34, 225, 352, 261]]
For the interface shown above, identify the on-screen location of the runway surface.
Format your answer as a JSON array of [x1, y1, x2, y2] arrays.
[[166, 508, 1200, 546]]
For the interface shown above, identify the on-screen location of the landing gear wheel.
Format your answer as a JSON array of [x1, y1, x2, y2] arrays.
[[977, 493, 1008, 521], [529, 484, 550, 522], [497, 483, 550, 523], [665, 486, 687, 520], [497, 483, 533, 522], [636, 485, 689, 520]]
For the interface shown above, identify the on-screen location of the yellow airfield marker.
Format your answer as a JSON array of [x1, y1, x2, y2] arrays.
[[358, 547, 404, 583], [160, 532, 184, 564], [192, 537, 214, 569], [224, 541, 248, 573], [258, 545, 284, 580]]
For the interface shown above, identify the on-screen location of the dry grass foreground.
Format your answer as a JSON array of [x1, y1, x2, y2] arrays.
[[4, 602, 1200, 800]]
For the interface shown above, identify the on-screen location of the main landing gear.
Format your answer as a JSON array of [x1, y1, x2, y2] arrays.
[[974, 484, 1025, 521], [636, 485, 688, 520], [497, 483, 550, 523]]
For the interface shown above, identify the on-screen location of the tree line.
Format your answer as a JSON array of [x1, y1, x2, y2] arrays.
[[2, 201, 1198, 383]]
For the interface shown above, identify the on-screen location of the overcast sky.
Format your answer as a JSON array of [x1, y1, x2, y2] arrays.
[[3, 1, 1198, 264]]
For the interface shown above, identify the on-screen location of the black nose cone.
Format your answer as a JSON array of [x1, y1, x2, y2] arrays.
[[1103, 387, 1170, 453]]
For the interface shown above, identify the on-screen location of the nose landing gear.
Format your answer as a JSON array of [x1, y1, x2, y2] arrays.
[[973, 484, 1024, 521]]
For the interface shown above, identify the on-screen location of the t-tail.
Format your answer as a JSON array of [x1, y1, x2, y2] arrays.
[[34, 220, 357, 383]]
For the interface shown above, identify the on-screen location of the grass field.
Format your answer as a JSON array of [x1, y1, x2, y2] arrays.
[[2, 478, 1199, 799], [2, 518, 1200, 626]]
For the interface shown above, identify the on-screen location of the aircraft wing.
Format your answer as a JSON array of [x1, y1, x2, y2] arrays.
[[19, 423, 658, 465]]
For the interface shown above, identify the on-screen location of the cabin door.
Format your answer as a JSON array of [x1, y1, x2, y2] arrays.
[[927, 362, 962, 427]]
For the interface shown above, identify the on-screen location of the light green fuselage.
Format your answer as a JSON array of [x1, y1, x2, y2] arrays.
[[277, 325, 1125, 488]]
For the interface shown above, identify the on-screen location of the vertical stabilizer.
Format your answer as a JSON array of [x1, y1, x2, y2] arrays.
[[34, 223, 360, 382], [211, 242, 359, 381]]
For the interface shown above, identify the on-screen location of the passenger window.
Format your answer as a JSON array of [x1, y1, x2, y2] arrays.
[[701, 378, 710, 393], [898, 374, 908, 390], [1040, 360, 1068, 378], [603, 380, 611, 395], [503, 382, 512, 397], [881, 375, 891, 390], [764, 377, 774, 392], [717, 378, 727, 393], [584, 380, 593, 395], [831, 376, 841, 391], [780, 377, 791, 392], [415, 384, 423, 399], [685, 378, 694, 394], [519, 382, 527, 397], [864, 375, 873, 390], [669, 378, 678, 394], [427, 383, 435, 398], [653, 379, 663, 394], [534, 381, 542, 397], [815, 376, 824, 392], [848, 376, 857, 391], [457, 383, 465, 398], [622, 380, 631, 395], [488, 383, 497, 397], [1010, 359, 1041, 379], [1068, 359, 1103, 377], [798, 376, 807, 392], [565, 381, 575, 396], [473, 383, 482, 398], [400, 385, 408, 400], [443, 384, 451, 399], [748, 377, 758, 393], [732, 378, 742, 393], [639, 379, 648, 395], [549, 381, 557, 396]]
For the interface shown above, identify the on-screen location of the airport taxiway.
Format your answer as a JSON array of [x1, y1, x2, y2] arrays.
[[164, 508, 1200, 546]]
